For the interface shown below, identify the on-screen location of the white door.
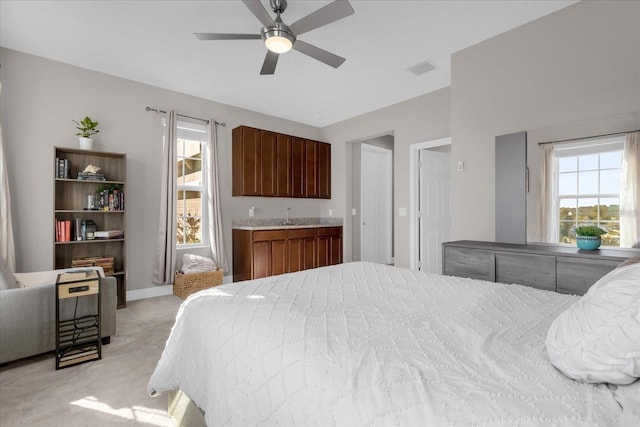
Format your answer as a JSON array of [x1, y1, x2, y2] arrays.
[[361, 144, 393, 264], [419, 149, 451, 273]]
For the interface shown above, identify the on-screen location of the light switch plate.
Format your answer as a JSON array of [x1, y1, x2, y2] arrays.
[[352, 208, 357, 216], [328, 209, 333, 216], [457, 161, 464, 171], [399, 207, 407, 217]]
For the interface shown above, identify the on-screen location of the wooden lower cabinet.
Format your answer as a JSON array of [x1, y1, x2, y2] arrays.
[[251, 230, 287, 279], [288, 229, 317, 273], [233, 226, 343, 281], [317, 227, 342, 267]]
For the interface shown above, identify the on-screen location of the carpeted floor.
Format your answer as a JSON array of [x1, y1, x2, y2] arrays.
[[0, 294, 183, 426]]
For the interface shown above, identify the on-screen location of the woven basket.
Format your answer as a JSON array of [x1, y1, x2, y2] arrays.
[[173, 269, 224, 299]]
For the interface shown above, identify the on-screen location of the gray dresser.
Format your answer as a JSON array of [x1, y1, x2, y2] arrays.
[[442, 240, 638, 295]]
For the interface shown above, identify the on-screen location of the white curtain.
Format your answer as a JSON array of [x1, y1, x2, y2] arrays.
[[0, 82, 16, 271], [152, 111, 177, 284], [620, 131, 640, 248], [538, 144, 558, 243], [206, 121, 227, 271]]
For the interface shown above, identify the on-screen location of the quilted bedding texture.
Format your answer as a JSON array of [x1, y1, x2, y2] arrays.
[[148, 261, 631, 426]]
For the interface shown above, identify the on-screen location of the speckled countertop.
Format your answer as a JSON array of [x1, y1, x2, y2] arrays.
[[232, 217, 343, 230]]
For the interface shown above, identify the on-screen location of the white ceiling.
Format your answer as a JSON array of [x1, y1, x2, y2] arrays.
[[0, 0, 576, 127]]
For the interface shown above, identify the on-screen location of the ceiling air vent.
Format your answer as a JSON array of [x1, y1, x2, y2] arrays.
[[407, 60, 436, 76]]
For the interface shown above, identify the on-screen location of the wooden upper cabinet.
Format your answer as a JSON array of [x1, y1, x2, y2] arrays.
[[260, 130, 277, 197], [276, 134, 291, 197], [305, 140, 318, 198], [291, 137, 306, 198], [318, 142, 331, 199], [232, 126, 261, 196], [232, 125, 331, 198]]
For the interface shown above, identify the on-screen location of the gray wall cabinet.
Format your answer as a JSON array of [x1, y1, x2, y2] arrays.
[[495, 132, 527, 244]]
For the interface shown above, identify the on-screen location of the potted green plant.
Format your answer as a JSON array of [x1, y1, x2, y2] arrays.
[[573, 225, 607, 250], [72, 116, 100, 150]]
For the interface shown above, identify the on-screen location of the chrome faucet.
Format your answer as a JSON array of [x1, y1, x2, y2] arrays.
[[285, 207, 292, 225]]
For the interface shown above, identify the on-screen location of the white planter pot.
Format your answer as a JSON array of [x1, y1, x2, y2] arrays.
[[79, 137, 94, 150]]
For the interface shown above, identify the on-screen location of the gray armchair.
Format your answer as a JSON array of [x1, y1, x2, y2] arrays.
[[0, 264, 117, 365]]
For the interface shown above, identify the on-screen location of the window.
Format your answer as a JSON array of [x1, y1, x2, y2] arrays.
[[176, 120, 207, 247], [556, 136, 624, 247]]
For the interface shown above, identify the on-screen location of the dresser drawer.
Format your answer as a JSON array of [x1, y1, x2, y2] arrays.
[[443, 247, 495, 281], [495, 252, 556, 291], [556, 257, 619, 295]]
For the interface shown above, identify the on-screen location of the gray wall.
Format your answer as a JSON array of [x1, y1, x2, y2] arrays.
[[450, 0, 640, 243], [321, 88, 452, 267], [0, 47, 327, 293]]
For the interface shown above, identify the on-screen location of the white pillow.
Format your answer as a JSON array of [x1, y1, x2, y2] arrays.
[[181, 254, 217, 274], [546, 262, 640, 384]]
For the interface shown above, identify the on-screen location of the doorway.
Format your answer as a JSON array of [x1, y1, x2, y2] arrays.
[[356, 141, 393, 264], [410, 138, 451, 273]]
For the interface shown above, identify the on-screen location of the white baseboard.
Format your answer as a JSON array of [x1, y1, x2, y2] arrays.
[[126, 285, 173, 301], [126, 275, 233, 302]]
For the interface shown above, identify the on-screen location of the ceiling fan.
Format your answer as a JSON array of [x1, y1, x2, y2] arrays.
[[195, 0, 354, 75]]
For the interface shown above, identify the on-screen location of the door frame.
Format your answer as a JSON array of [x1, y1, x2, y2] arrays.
[[361, 143, 393, 264], [409, 137, 451, 270]]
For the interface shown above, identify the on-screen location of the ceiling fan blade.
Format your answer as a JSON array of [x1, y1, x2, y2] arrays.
[[194, 33, 261, 40], [289, 0, 354, 36], [293, 40, 345, 69], [260, 50, 279, 75], [241, 0, 275, 28]]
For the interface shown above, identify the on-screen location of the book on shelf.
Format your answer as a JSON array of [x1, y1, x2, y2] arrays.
[[94, 230, 124, 239], [56, 158, 70, 179], [77, 172, 106, 181], [55, 219, 72, 242]]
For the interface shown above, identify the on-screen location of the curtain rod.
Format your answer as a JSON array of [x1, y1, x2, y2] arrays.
[[538, 129, 638, 145], [145, 106, 226, 127]]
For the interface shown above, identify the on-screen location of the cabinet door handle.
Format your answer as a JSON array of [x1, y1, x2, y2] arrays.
[[490, 253, 496, 282]]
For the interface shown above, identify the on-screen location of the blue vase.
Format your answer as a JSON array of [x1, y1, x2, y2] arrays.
[[576, 236, 601, 250]]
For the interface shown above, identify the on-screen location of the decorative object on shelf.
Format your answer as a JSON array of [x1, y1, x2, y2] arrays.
[[84, 220, 97, 240], [72, 116, 100, 150], [71, 256, 115, 276], [573, 225, 607, 251], [86, 194, 99, 210], [77, 164, 105, 181]]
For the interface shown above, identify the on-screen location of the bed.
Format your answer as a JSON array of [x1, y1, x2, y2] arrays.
[[148, 261, 640, 426]]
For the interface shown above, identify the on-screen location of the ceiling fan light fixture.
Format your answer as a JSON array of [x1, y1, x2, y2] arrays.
[[262, 26, 295, 54], [265, 35, 293, 53]]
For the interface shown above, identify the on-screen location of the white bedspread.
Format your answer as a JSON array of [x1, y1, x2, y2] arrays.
[[148, 262, 629, 426]]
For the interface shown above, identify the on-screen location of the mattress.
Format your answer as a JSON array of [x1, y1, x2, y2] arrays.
[[148, 261, 631, 426]]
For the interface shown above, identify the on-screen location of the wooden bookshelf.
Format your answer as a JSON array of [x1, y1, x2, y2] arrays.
[[54, 147, 127, 308]]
